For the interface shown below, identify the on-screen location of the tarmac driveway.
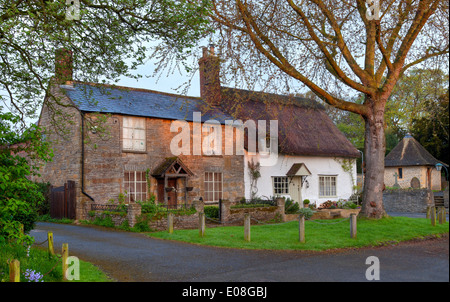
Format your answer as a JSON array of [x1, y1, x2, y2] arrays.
[[30, 221, 449, 282]]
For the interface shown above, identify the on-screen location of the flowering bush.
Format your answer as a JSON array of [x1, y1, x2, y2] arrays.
[[318, 200, 338, 210], [318, 200, 359, 210], [23, 269, 44, 282]]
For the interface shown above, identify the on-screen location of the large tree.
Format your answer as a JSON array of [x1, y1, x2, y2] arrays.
[[210, 0, 449, 218], [0, 0, 212, 126]]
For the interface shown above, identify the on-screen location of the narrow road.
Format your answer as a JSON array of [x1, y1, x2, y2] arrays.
[[30, 221, 448, 282]]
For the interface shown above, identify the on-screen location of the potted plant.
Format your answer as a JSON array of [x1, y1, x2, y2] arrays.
[[303, 199, 310, 207]]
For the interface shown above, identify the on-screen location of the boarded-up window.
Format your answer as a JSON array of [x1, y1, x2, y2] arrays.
[[204, 172, 222, 202], [319, 175, 337, 198], [124, 171, 147, 203], [123, 117, 146, 152]]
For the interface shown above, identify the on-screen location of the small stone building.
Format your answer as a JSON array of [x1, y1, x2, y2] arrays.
[[384, 134, 447, 190]]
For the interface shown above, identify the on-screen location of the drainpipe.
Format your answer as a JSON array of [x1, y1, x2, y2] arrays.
[[81, 111, 95, 202]]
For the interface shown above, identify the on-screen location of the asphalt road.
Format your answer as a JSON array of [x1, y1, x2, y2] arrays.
[[30, 220, 449, 283]]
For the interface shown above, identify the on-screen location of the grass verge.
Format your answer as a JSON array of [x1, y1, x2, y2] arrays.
[[146, 216, 449, 251], [0, 243, 113, 282]]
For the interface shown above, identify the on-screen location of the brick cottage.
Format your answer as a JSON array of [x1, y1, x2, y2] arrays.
[[35, 47, 360, 220]]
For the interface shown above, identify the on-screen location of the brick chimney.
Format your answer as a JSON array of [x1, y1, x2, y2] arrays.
[[55, 48, 73, 84], [199, 45, 222, 106]]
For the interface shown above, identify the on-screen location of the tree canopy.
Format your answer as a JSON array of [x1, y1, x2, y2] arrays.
[[209, 0, 449, 218], [0, 0, 212, 124]]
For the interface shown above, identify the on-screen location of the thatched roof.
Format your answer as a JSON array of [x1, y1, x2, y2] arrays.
[[220, 87, 360, 158], [385, 134, 447, 167]]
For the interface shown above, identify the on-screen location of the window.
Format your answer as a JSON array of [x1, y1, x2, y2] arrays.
[[204, 172, 222, 202], [124, 171, 147, 203], [398, 168, 403, 179], [273, 176, 289, 195], [319, 175, 337, 198], [123, 116, 146, 152]]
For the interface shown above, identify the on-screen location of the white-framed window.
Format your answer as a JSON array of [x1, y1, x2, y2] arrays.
[[319, 175, 337, 198], [123, 116, 146, 152], [124, 171, 147, 202], [204, 172, 223, 202], [273, 176, 289, 195]]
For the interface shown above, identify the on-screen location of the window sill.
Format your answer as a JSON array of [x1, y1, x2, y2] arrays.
[[122, 149, 147, 154]]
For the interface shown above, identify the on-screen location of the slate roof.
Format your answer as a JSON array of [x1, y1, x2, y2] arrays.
[[385, 134, 447, 167], [63, 82, 233, 123]]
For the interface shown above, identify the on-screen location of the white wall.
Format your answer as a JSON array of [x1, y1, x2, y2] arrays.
[[244, 152, 357, 206]]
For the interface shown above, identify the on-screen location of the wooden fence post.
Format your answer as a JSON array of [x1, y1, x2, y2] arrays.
[[62, 243, 69, 281], [430, 206, 436, 226], [244, 214, 251, 242], [299, 214, 305, 243], [9, 259, 20, 282], [48, 232, 55, 257], [438, 207, 446, 224], [167, 213, 174, 234], [350, 214, 357, 239], [199, 212, 205, 237]]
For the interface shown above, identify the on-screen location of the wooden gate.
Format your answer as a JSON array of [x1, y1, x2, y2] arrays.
[[50, 181, 76, 219]]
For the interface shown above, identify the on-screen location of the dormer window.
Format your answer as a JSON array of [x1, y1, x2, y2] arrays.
[[123, 116, 146, 152]]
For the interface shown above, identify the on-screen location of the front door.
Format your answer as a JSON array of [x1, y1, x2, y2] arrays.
[[157, 178, 178, 208], [288, 177, 303, 207], [167, 178, 177, 208]]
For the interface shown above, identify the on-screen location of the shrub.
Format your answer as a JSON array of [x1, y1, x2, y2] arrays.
[[298, 207, 315, 220], [285, 198, 300, 214], [0, 110, 52, 244], [204, 206, 219, 219]]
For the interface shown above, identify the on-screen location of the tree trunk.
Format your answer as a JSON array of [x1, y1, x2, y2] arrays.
[[359, 96, 388, 219]]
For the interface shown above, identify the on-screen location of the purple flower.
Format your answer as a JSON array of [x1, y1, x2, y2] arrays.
[[23, 269, 44, 282]]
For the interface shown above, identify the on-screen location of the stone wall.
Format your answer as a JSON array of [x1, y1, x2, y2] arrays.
[[85, 200, 205, 230], [82, 114, 245, 206], [384, 166, 442, 190], [382, 188, 434, 213], [220, 198, 285, 224]]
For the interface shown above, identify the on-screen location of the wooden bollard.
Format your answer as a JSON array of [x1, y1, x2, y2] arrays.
[[438, 207, 446, 224], [244, 214, 251, 242], [167, 213, 174, 234], [426, 206, 431, 219], [430, 206, 436, 226], [299, 214, 305, 243], [48, 232, 55, 257], [350, 214, 357, 239], [9, 259, 20, 282], [199, 212, 205, 237], [62, 243, 69, 281]]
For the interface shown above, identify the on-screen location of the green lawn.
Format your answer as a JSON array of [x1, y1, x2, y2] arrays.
[[146, 216, 449, 251]]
